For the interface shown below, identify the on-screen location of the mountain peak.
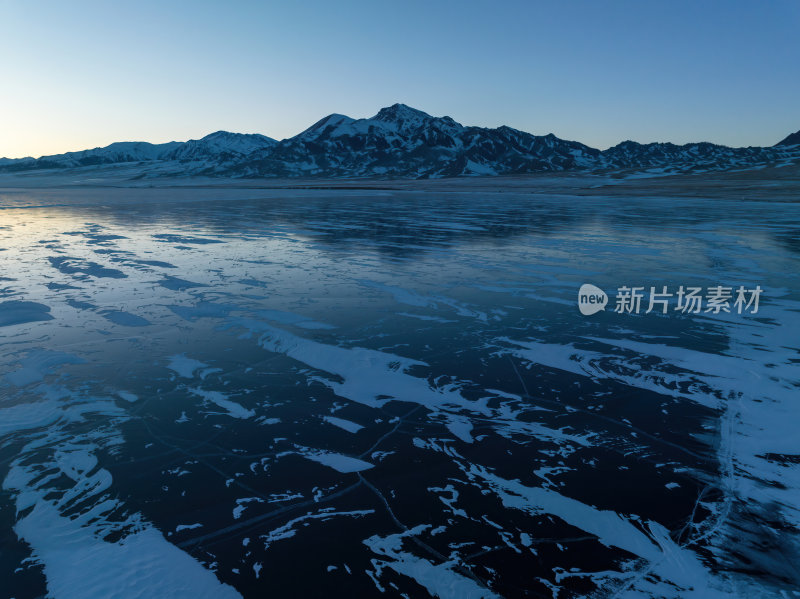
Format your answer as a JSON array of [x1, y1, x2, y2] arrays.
[[296, 113, 356, 139], [201, 131, 241, 141], [199, 131, 274, 143], [775, 129, 800, 147], [373, 103, 431, 122]]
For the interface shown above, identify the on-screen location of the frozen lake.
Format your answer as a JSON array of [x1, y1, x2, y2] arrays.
[[0, 183, 798, 598]]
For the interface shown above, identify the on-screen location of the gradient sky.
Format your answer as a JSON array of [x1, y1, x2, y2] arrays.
[[1, 0, 798, 158]]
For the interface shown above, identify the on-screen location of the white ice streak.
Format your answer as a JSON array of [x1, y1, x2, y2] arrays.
[[358, 280, 488, 321], [167, 354, 210, 379], [189, 388, 255, 419], [4, 446, 241, 599], [502, 296, 800, 595], [262, 509, 374, 550], [4, 350, 84, 387], [364, 525, 501, 598], [242, 320, 587, 447], [1, 376, 242, 598], [323, 415, 364, 433], [296, 447, 374, 473]]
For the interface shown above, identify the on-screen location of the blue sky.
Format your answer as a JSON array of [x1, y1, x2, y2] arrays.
[[1, 0, 798, 158]]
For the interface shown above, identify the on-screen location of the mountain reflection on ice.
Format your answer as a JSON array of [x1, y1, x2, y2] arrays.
[[0, 188, 798, 598]]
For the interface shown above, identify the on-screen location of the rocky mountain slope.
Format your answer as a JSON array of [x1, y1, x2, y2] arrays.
[[775, 129, 800, 147]]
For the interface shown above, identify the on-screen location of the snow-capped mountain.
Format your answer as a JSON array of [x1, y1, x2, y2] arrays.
[[0, 131, 276, 172], [34, 141, 182, 169], [229, 104, 599, 178], [162, 131, 276, 162], [1, 105, 798, 178], [598, 140, 800, 173]]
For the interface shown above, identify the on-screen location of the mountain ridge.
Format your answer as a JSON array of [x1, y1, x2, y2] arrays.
[[2, 104, 798, 179], [776, 129, 800, 147]]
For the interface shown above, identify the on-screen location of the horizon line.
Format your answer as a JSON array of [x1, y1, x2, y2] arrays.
[[2, 103, 796, 160]]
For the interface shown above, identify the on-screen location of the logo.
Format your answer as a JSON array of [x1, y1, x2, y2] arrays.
[[576, 284, 762, 316], [578, 283, 608, 316]]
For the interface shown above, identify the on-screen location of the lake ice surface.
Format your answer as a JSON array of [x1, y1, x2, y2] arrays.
[[0, 187, 798, 598]]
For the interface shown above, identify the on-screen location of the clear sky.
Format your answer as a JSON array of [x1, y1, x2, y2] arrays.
[[1, 0, 798, 158]]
